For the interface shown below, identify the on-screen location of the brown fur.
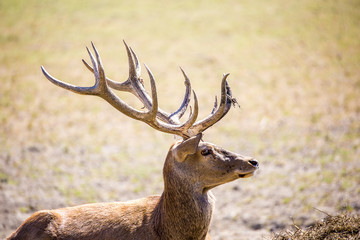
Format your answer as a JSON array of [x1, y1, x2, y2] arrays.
[[8, 135, 257, 240]]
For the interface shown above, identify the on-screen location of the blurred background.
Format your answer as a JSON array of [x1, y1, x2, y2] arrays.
[[0, 0, 359, 239]]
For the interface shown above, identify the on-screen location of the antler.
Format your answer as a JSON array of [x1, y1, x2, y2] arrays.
[[41, 41, 234, 139], [81, 41, 191, 125]]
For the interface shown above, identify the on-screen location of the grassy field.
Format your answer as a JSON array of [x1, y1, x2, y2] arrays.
[[1, 0, 359, 239]]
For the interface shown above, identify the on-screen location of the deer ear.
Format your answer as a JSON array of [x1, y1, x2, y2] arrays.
[[174, 133, 202, 162]]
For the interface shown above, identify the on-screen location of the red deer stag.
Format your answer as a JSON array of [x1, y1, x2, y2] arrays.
[[8, 42, 259, 240]]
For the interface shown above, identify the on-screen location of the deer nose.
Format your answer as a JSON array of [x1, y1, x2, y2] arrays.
[[249, 159, 259, 168]]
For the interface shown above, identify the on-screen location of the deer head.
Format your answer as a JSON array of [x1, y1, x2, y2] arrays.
[[163, 133, 258, 197]]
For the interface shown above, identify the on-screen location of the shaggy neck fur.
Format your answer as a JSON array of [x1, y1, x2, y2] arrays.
[[152, 151, 215, 240]]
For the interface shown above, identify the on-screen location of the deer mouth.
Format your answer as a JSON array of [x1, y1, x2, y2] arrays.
[[237, 168, 258, 178], [238, 172, 254, 178]]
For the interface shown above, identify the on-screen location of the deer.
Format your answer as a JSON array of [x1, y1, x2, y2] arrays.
[[8, 41, 259, 240]]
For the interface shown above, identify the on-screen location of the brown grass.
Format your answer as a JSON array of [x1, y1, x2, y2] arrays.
[[272, 213, 360, 240]]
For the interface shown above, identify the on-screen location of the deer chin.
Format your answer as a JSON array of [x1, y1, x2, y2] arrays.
[[238, 172, 254, 178], [236, 169, 257, 178]]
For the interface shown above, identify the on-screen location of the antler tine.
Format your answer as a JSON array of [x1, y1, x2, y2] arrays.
[[179, 90, 199, 135], [82, 47, 131, 92], [41, 66, 96, 95], [40, 44, 103, 96], [82, 58, 93, 72], [189, 73, 233, 134], [143, 64, 158, 121], [130, 46, 141, 77], [142, 64, 199, 138], [89, 42, 103, 89], [123, 40, 140, 81], [169, 67, 192, 121], [211, 96, 218, 114]]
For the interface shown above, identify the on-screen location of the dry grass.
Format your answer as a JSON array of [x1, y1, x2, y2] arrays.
[[272, 213, 360, 240], [1, 0, 359, 239]]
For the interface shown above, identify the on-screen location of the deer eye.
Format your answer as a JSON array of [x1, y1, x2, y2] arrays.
[[201, 149, 213, 156]]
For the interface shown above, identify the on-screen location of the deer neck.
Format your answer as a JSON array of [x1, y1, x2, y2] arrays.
[[152, 153, 215, 240]]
